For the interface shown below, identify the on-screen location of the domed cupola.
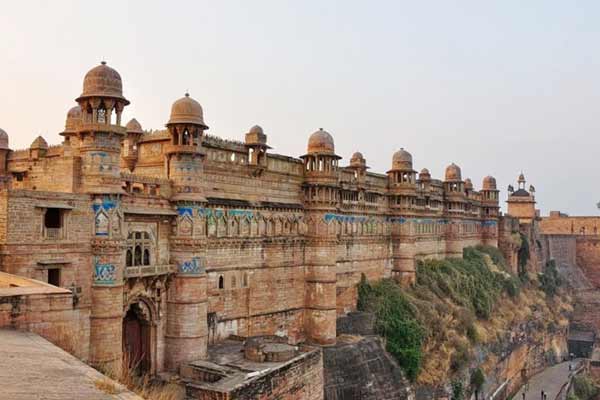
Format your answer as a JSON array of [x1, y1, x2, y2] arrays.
[[482, 175, 497, 190], [0, 128, 9, 150], [73, 62, 131, 194], [307, 128, 336, 155], [481, 175, 500, 215], [165, 93, 208, 202], [391, 148, 413, 170], [301, 128, 340, 207], [30, 136, 48, 160], [301, 128, 340, 177], [126, 118, 143, 135], [464, 178, 473, 191], [350, 152, 367, 169], [245, 125, 270, 168], [168, 93, 208, 128], [445, 163, 462, 182], [63, 106, 82, 135], [77, 61, 128, 104], [419, 168, 431, 181], [387, 148, 416, 187]]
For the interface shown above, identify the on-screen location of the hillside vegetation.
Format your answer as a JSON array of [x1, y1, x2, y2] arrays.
[[358, 245, 571, 384]]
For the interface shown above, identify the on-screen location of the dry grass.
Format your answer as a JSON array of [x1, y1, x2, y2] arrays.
[[100, 354, 185, 400], [94, 378, 120, 394]]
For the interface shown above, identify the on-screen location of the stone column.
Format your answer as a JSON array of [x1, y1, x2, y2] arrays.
[[391, 218, 416, 285], [304, 214, 337, 346], [165, 256, 208, 371], [89, 241, 124, 374]]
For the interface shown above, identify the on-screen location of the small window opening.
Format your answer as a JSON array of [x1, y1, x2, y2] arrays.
[[44, 208, 62, 229], [218, 275, 224, 289], [48, 268, 60, 286]]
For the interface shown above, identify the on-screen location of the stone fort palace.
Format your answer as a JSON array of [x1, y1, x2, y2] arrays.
[[0, 63, 505, 398]]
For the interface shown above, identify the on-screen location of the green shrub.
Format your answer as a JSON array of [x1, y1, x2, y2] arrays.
[[518, 232, 530, 278], [357, 277, 424, 381], [451, 380, 464, 400], [470, 368, 485, 392], [466, 323, 479, 343], [572, 375, 599, 400], [539, 259, 561, 297]]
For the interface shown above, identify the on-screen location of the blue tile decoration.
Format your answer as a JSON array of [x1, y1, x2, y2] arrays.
[[179, 257, 204, 274], [94, 258, 116, 285]]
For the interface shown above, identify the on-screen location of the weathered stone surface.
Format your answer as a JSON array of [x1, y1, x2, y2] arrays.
[[323, 336, 412, 400]]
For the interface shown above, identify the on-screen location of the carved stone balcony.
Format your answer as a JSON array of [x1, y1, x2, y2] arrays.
[[125, 264, 175, 278]]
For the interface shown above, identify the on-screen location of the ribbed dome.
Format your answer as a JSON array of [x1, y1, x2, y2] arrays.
[[465, 178, 473, 190], [391, 148, 413, 170], [126, 118, 144, 134], [64, 106, 82, 133], [31, 136, 48, 149], [307, 128, 335, 154], [350, 151, 366, 167], [445, 163, 462, 181], [482, 175, 497, 190], [0, 128, 8, 150], [78, 62, 128, 103], [249, 125, 263, 135], [168, 93, 208, 128]]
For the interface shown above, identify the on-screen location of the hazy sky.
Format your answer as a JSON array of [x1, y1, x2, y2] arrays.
[[1, 1, 599, 215]]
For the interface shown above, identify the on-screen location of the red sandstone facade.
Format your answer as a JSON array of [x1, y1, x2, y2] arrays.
[[0, 63, 500, 378]]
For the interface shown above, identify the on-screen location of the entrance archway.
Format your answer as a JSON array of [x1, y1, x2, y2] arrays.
[[123, 302, 152, 374]]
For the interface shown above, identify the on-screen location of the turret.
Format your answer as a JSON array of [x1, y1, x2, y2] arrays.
[[347, 151, 368, 183], [301, 128, 339, 346], [121, 118, 144, 172], [0, 128, 10, 175], [245, 125, 270, 174], [387, 148, 417, 210], [165, 93, 208, 201], [73, 61, 130, 194], [507, 173, 536, 224]]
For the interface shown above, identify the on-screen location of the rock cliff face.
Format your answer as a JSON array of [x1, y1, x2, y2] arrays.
[[323, 335, 413, 400]]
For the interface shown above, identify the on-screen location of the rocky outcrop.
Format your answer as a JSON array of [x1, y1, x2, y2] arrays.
[[323, 335, 413, 400]]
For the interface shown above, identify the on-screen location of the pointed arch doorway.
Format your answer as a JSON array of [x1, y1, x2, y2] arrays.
[[123, 302, 152, 375]]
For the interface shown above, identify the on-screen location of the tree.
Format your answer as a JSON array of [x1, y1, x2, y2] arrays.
[[470, 368, 485, 400]]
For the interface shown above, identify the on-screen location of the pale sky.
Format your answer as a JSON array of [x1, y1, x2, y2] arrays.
[[1, 1, 599, 215]]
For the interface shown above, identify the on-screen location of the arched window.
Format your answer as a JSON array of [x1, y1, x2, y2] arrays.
[[218, 275, 224, 289], [231, 275, 236, 288], [126, 231, 154, 267], [242, 273, 249, 288], [182, 129, 190, 145], [134, 245, 142, 266], [126, 249, 133, 267]]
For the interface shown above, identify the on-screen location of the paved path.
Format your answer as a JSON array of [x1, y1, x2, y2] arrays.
[[0, 329, 143, 400], [513, 361, 579, 400]]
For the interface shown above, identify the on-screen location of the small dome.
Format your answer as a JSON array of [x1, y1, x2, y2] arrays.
[[518, 172, 526, 182], [78, 62, 128, 103], [482, 175, 497, 190], [350, 151, 366, 167], [307, 128, 335, 154], [419, 168, 431, 180], [126, 118, 144, 134], [168, 93, 208, 128], [64, 106, 82, 133], [465, 178, 473, 190], [0, 128, 9, 150], [392, 148, 413, 170], [445, 163, 462, 181], [31, 136, 48, 149], [249, 125, 263, 135]]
